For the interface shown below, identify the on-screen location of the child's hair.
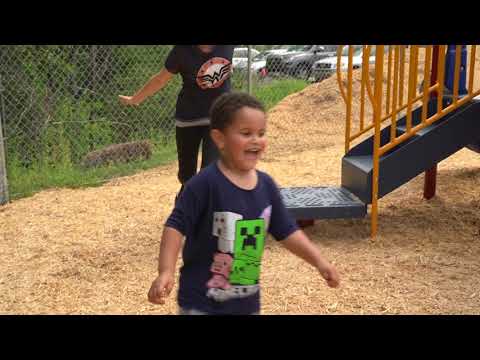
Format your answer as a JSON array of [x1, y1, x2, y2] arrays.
[[210, 92, 265, 131]]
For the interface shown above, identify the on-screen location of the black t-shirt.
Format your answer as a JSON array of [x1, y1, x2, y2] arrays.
[[165, 45, 234, 121], [165, 162, 299, 315]]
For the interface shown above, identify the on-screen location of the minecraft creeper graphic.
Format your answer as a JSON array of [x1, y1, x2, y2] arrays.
[[229, 219, 266, 286]]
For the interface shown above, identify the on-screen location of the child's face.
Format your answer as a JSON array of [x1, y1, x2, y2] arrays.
[[215, 107, 267, 172]]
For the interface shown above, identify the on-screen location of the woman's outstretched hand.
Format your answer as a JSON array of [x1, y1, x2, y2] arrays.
[[119, 95, 140, 106]]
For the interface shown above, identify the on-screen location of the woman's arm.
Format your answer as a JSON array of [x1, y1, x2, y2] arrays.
[[119, 68, 174, 106]]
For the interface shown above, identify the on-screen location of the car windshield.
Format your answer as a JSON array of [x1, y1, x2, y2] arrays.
[[312, 45, 328, 52], [253, 53, 266, 61], [287, 45, 312, 52], [323, 45, 338, 52]]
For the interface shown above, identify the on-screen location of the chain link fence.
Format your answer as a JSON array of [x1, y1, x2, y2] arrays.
[[0, 45, 339, 202]]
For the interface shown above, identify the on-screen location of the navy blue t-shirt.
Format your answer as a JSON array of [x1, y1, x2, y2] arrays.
[[165, 162, 299, 315], [165, 45, 234, 121]]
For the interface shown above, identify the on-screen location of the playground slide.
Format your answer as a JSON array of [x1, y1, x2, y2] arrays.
[[341, 97, 480, 204]]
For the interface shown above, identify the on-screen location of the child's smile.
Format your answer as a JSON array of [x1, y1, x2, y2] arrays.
[[219, 107, 267, 173], [245, 147, 262, 160]]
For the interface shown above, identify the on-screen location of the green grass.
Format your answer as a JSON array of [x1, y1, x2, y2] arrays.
[[7, 141, 178, 201], [253, 78, 309, 110]]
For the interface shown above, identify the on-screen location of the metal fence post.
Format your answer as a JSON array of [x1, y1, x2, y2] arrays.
[[0, 75, 9, 205], [247, 45, 252, 94]]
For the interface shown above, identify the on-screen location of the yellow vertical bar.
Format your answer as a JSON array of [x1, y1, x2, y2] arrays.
[[345, 46, 353, 153], [360, 45, 368, 132], [337, 45, 347, 104], [337, 46, 350, 155], [468, 45, 476, 96], [422, 46, 432, 123], [386, 46, 393, 115], [406, 46, 418, 132], [390, 45, 400, 142], [399, 46, 406, 107], [412, 46, 419, 97], [453, 45, 461, 103], [437, 45, 447, 114], [371, 45, 384, 239]]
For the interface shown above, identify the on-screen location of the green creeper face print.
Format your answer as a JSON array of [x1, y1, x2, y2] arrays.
[[234, 219, 265, 259], [229, 219, 266, 286]]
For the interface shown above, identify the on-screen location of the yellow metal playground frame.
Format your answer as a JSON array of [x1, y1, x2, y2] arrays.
[[337, 45, 480, 238]]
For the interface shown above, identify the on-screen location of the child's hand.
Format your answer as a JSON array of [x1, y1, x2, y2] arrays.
[[148, 272, 175, 305], [119, 95, 139, 106], [319, 264, 340, 288]]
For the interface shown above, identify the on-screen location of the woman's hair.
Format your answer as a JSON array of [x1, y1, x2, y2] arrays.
[[210, 92, 265, 131]]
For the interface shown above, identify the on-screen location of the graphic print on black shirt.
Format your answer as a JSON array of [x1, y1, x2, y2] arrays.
[[206, 206, 272, 302], [196, 57, 232, 89]]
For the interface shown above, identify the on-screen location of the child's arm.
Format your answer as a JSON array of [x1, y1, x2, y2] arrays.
[[281, 230, 340, 288], [147, 226, 184, 305], [119, 68, 174, 106]]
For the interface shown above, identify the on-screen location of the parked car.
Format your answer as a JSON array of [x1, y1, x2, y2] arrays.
[[232, 47, 260, 68], [311, 45, 387, 82], [283, 45, 338, 80], [234, 51, 268, 78], [266, 45, 313, 74]]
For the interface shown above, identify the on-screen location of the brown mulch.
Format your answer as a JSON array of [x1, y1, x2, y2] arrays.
[[1, 47, 480, 314]]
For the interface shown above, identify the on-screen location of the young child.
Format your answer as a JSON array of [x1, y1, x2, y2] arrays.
[[148, 92, 340, 315]]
